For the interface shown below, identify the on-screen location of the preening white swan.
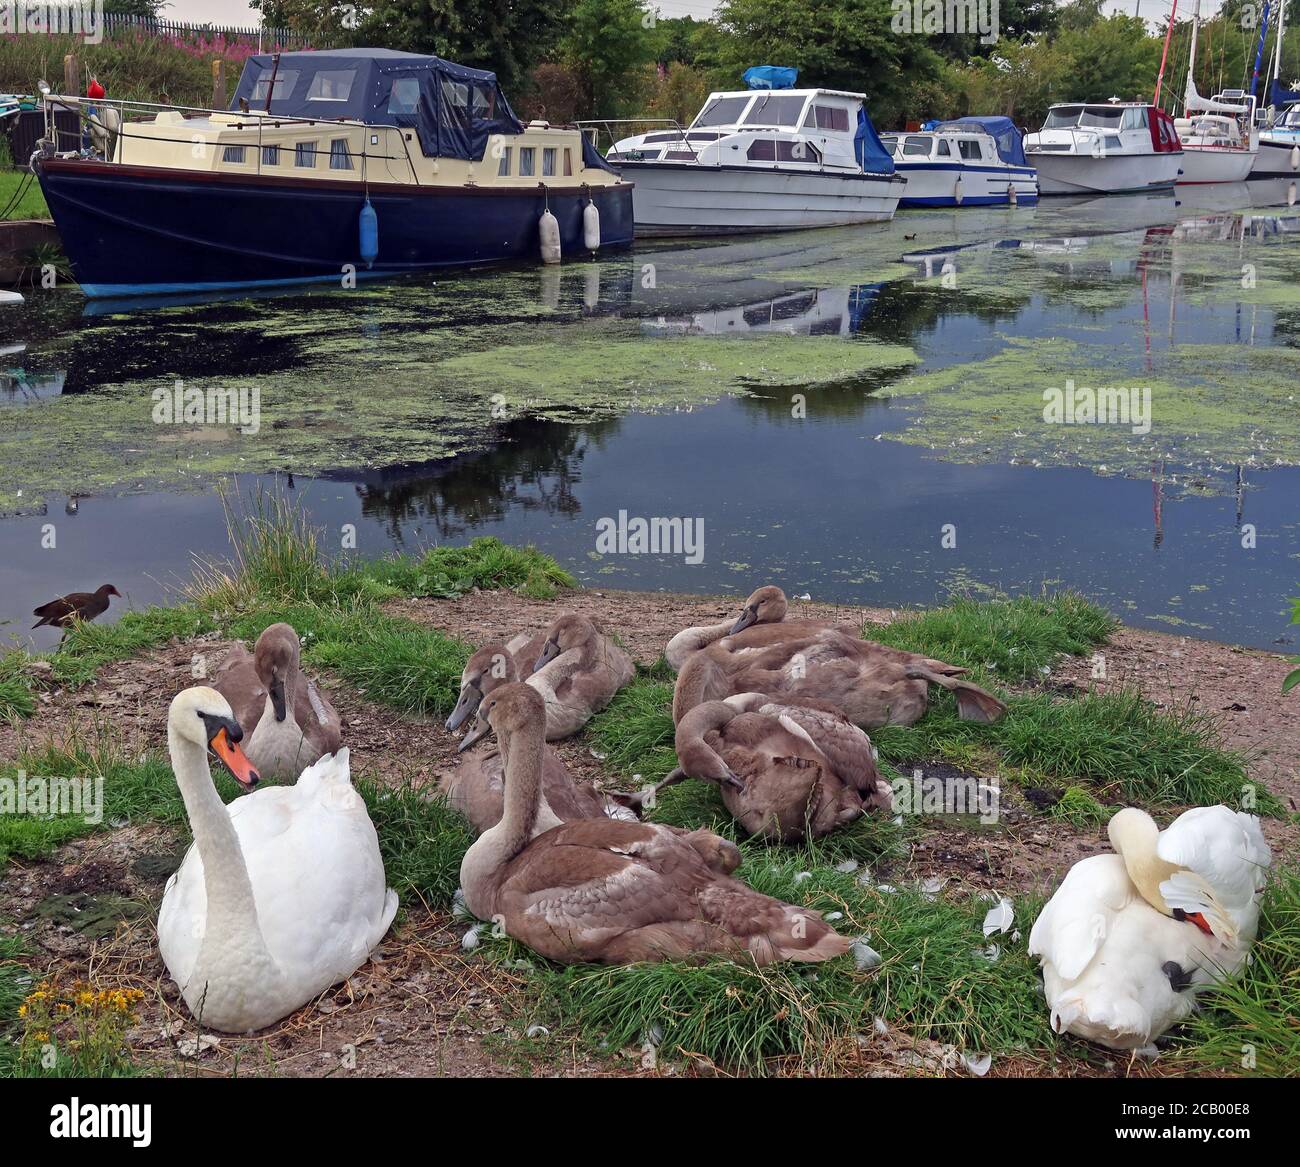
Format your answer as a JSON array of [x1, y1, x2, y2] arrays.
[[158, 686, 397, 1033], [1028, 806, 1270, 1050]]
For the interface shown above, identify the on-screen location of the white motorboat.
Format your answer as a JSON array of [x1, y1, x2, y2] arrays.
[[881, 117, 1038, 206], [1024, 102, 1184, 195], [1172, 0, 1258, 183], [604, 70, 904, 235]]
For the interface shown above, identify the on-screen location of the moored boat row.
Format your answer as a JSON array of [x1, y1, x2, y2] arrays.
[[22, 48, 1300, 299]]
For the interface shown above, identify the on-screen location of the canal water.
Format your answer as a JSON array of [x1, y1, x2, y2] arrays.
[[3, 182, 1298, 652]]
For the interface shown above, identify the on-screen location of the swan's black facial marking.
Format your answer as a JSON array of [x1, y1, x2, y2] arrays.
[[1162, 961, 1193, 992]]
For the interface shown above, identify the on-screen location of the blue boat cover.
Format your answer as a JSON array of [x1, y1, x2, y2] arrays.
[[935, 116, 1028, 167], [855, 107, 896, 175], [231, 48, 523, 162], [743, 66, 799, 90]]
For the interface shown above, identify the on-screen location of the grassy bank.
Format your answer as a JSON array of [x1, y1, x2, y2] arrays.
[[0, 498, 1290, 1077], [0, 168, 48, 221]]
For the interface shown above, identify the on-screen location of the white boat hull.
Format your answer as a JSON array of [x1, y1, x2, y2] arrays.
[[895, 161, 1038, 206], [1030, 151, 1183, 195], [1177, 145, 1257, 184], [617, 162, 904, 235], [1250, 134, 1300, 177]]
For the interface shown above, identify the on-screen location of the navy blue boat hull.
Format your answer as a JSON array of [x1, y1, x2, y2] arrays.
[[35, 158, 635, 297]]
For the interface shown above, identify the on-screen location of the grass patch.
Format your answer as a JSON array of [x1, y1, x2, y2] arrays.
[[1176, 866, 1300, 1076], [587, 679, 676, 783], [0, 728, 220, 865], [0, 933, 29, 1076], [1049, 785, 1111, 830], [873, 687, 1273, 814], [870, 592, 1117, 684], [0, 168, 48, 220], [191, 487, 573, 610], [52, 606, 219, 688], [0, 654, 36, 720], [359, 781, 474, 912], [492, 855, 1048, 1073]]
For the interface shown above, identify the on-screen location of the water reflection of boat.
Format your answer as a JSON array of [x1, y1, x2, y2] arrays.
[[1040, 190, 1179, 230], [638, 284, 882, 337]]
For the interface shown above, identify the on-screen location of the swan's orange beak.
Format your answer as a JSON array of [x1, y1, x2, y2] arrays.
[[210, 726, 260, 790]]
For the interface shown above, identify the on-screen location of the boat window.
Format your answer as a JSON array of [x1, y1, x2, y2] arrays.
[[1121, 106, 1149, 130], [262, 145, 279, 166], [498, 146, 511, 176], [813, 105, 850, 132], [1043, 105, 1083, 128], [386, 78, 421, 116], [957, 139, 983, 159], [748, 139, 776, 161], [1284, 107, 1300, 127], [222, 146, 246, 163], [902, 136, 931, 156], [743, 95, 807, 127], [691, 95, 751, 127], [1104, 135, 1123, 151], [564, 148, 572, 176], [664, 150, 696, 160], [248, 68, 299, 104], [1079, 106, 1124, 129], [519, 146, 535, 176], [307, 70, 356, 102], [879, 135, 898, 153], [936, 139, 951, 156], [778, 140, 819, 162], [294, 141, 318, 168], [542, 147, 556, 177], [329, 138, 353, 170]]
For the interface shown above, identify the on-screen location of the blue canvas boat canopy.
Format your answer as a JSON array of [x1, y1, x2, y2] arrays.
[[743, 66, 799, 90], [856, 107, 895, 175], [1270, 80, 1300, 106], [935, 116, 1028, 167], [231, 48, 524, 162]]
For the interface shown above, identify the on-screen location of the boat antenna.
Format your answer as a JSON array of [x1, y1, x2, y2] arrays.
[[264, 52, 281, 114]]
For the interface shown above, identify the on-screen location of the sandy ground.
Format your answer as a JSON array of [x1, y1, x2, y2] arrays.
[[1, 587, 1294, 1078]]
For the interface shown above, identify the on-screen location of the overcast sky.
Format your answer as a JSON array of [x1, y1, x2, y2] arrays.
[[163, 0, 1225, 31]]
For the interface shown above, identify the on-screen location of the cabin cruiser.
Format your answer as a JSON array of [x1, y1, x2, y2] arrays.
[[1024, 102, 1183, 194], [880, 117, 1037, 206], [33, 48, 632, 297], [605, 70, 903, 234], [1252, 98, 1300, 177], [1176, 102, 1258, 184]]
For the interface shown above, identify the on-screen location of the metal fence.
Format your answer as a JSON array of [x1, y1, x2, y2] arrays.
[[100, 13, 330, 50]]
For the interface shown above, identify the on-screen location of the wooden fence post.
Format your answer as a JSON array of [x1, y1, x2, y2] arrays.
[[63, 53, 79, 96], [212, 59, 227, 111]]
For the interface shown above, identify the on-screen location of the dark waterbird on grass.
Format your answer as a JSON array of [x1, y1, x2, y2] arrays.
[[32, 584, 120, 637]]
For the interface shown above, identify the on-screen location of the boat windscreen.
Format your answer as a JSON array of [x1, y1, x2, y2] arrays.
[[692, 95, 752, 127], [742, 94, 807, 126]]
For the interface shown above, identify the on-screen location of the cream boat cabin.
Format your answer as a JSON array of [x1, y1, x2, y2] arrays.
[[34, 48, 633, 297]]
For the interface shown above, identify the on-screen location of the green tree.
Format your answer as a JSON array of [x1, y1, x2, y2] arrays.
[[103, 0, 166, 15], [711, 0, 942, 126], [560, 0, 656, 116], [352, 0, 575, 93]]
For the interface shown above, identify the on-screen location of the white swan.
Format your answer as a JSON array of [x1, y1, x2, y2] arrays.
[[1028, 806, 1270, 1050], [158, 686, 398, 1033]]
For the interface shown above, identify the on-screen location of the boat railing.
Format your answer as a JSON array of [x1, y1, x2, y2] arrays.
[[33, 93, 421, 184], [576, 117, 702, 160]]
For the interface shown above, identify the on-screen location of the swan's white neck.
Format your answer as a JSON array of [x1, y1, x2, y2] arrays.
[[1109, 811, 1178, 914], [169, 725, 279, 983]]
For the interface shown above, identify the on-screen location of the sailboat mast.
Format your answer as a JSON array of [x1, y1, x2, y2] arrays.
[[1154, 0, 1181, 106]]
